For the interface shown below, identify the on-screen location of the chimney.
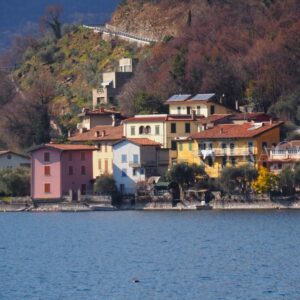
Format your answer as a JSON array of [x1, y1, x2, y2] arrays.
[[68, 130, 71, 138], [101, 130, 106, 137], [220, 128, 224, 134], [269, 118, 273, 125], [100, 107, 105, 113], [220, 94, 225, 104], [235, 100, 239, 111], [95, 131, 100, 138]]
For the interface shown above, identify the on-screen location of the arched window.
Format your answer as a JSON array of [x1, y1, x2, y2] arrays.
[[139, 126, 144, 134], [145, 126, 151, 134]]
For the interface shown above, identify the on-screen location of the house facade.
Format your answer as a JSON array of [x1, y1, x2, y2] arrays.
[[167, 94, 236, 117], [69, 125, 124, 178], [123, 114, 202, 163], [177, 121, 283, 178], [0, 151, 30, 169], [29, 144, 95, 201], [112, 138, 169, 194], [268, 140, 300, 174]]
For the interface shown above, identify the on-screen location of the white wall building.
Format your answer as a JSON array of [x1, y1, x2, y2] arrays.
[[0, 151, 30, 169]]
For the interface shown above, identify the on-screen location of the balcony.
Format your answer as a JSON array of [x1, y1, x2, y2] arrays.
[[129, 160, 157, 168], [198, 148, 256, 157], [270, 149, 300, 160]]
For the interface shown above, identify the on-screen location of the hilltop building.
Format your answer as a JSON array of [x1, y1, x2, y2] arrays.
[[166, 93, 236, 117], [92, 58, 136, 108], [29, 144, 95, 201], [77, 107, 123, 132], [177, 121, 283, 178], [113, 138, 169, 194]]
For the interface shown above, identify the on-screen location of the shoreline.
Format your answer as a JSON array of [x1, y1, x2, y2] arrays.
[[2, 200, 300, 212]]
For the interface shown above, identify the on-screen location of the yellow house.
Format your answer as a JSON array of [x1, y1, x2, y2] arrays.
[[123, 114, 203, 163], [167, 94, 236, 117], [177, 121, 283, 178], [69, 125, 124, 178]]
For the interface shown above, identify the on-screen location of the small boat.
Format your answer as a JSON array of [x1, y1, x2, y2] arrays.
[[89, 204, 117, 211], [196, 201, 212, 210]]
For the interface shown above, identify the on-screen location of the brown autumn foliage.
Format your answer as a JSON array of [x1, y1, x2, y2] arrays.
[[118, 0, 300, 115]]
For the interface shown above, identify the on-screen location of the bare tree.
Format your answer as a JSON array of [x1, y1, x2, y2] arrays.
[[40, 5, 63, 40]]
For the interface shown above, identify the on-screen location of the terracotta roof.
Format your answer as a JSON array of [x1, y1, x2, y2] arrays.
[[28, 144, 96, 152], [124, 114, 203, 123], [124, 115, 168, 123], [114, 138, 161, 147], [229, 112, 271, 121], [69, 125, 124, 142], [198, 114, 231, 125], [128, 138, 161, 146], [190, 122, 283, 140]]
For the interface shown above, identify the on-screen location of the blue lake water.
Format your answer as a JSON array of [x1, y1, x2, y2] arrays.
[[0, 211, 300, 299]]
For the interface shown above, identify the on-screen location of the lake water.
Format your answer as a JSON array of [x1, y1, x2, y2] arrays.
[[0, 211, 300, 299]]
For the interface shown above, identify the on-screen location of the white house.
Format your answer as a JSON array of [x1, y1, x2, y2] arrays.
[[112, 138, 169, 194], [0, 151, 30, 169]]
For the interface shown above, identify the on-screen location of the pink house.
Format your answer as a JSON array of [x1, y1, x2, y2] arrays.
[[29, 144, 95, 201]]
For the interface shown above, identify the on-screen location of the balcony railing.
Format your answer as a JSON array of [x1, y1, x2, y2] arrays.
[[198, 148, 256, 157], [270, 149, 300, 159], [129, 160, 157, 168]]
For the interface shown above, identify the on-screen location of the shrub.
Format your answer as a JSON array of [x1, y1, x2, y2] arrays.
[[0, 168, 30, 197]]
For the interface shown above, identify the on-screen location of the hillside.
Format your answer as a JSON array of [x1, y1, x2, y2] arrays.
[[1, 0, 300, 150]]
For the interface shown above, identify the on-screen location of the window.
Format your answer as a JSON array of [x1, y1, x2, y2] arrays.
[[208, 157, 213, 167], [140, 168, 145, 175], [81, 166, 86, 175], [179, 143, 183, 151], [185, 123, 191, 133], [278, 163, 282, 169], [131, 126, 136, 136], [231, 157, 236, 166], [133, 168, 138, 176], [44, 152, 50, 162], [133, 154, 139, 164], [171, 123, 176, 133], [98, 159, 102, 170], [81, 152, 86, 161], [104, 160, 109, 174], [44, 166, 50, 176], [222, 143, 227, 154], [122, 168, 127, 177], [104, 144, 108, 152], [139, 126, 144, 134], [68, 166, 73, 175], [7, 154, 11, 160], [44, 183, 51, 193], [262, 142, 268, 149], [248, 142, 254, 154], [187, 106, 191, 115], [222, 157, 227, 168], [155, 125, 160, 135], [177, 107, 181, 115], [98, 144, 102, 152], [121, 154, 127, 163], [120, 184, 125, 193], [145, 126, 151, 134], [68, 153, 73, 161], [189, 142, 193, 151], [197, 106, 201, 115], [208, 143, 213, 150], [230, 143, 235, 155], [199, 143, 206, 150], [210, 105, 215, 115], [171, 141, 177, 151], [81, 184, 86, 195]]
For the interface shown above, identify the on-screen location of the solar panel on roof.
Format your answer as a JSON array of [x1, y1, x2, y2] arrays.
[[190, 93, 215, 101], [168, 94, 192, 101]]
